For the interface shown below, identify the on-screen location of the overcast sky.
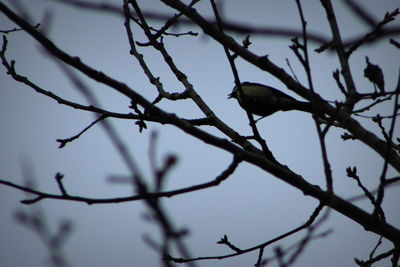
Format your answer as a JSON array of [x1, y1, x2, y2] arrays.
[[1, 1, 399, 266]]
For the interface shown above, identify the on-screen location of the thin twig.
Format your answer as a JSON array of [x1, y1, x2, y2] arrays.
[[295, 0, 333, 191], [374, 67, 400, 220], [168, 203, 325, 263]]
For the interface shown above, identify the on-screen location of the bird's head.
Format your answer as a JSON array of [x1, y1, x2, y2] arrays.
[[227, 83, 240, 99]]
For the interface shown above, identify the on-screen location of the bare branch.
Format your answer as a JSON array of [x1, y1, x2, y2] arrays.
[[167, 203, 325, 263], [0, 156, 240, 204]]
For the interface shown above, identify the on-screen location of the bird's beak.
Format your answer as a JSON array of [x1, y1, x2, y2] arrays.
[[227, 92, 235, 99]]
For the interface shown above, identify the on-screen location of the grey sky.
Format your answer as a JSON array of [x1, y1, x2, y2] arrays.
[[1, 1, 399, 266]]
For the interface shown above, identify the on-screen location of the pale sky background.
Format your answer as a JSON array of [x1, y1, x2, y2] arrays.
[[1, 0, 399, 266]]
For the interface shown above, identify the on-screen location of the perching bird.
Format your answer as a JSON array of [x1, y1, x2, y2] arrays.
[[228, 82, 313, 117], [364, 56, 385, 94]]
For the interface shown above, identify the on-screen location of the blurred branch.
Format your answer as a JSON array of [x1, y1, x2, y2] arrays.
[[343, 0, 377, 27], [51, 0, 329, 44], [53, 0, 400, 49], [14, 207, 72, 267]]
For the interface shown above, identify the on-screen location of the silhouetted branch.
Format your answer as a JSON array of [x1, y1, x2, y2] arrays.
[[374, 67, 400, 220], [355, 246, 400, 266], [346, 8, 400, 57], [0, 156, 240, 204], [295, 0, 334, 192], [390, 38, 400, 49], [56, 115, 106, 148], [0, 23, 40, 33], [2, 0, 400, 248], [167, 203, 325, 264], [346, 166, 385, 220]]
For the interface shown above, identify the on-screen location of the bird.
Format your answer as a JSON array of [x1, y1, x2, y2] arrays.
[[228, 82, 313, 117], [364, 56, 385, 94]]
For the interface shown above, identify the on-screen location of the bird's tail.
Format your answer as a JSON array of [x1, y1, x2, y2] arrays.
[[290, 101, 328, 120], [278, 98, 313, 114], [291, 101, 313, 113]]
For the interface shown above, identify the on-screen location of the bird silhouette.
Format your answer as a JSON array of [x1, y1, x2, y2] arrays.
[[364, 56, 385, 94], [228, 82, 313, 117]]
